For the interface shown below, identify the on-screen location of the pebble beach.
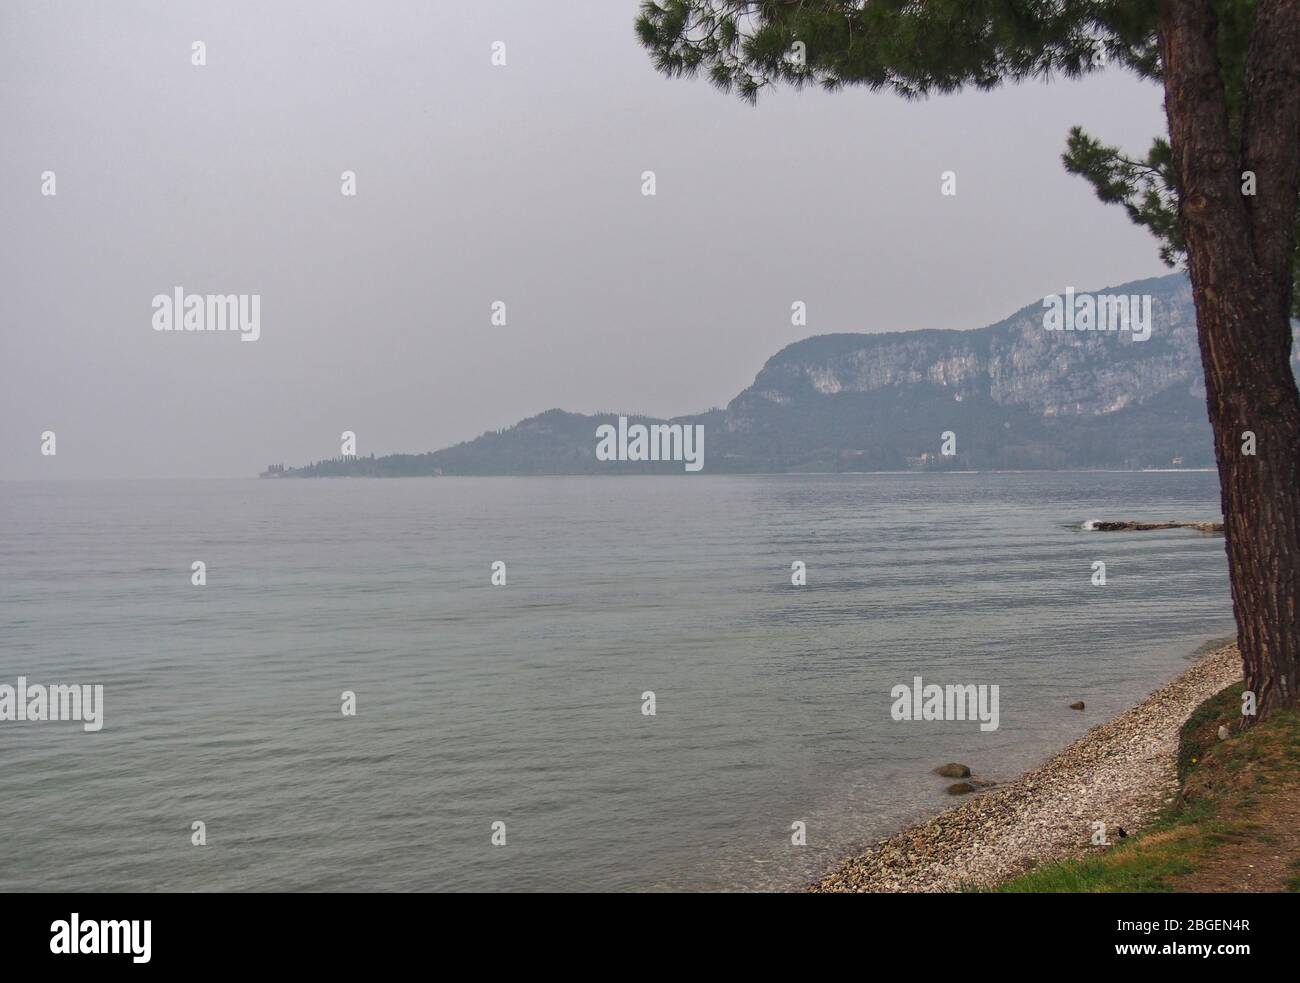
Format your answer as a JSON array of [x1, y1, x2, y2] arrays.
[[811, 643, 1243, 892]]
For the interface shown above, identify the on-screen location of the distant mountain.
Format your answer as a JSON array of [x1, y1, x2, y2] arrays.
[[266, 273, 1300, 476]]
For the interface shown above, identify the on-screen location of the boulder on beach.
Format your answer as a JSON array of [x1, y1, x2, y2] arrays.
[[933, 763, 971, 778]]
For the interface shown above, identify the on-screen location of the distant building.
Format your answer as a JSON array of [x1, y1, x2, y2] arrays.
[[905, 452, 937, 470]]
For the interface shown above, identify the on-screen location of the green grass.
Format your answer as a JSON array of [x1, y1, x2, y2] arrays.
[[1286, 859, 1300, 894], [986, 681, 1300, 893]]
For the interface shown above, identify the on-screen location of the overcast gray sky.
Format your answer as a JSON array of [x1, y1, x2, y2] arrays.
[[0, 0, 1172, 479]]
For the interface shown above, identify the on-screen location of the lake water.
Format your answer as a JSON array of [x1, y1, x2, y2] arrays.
[[0, 472, 1234, 891]]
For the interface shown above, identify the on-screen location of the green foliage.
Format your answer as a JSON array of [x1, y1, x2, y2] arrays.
[[635, 0, 1299, 315], [1059, 1, 1299, 315], [635, 1, 1161, 101], [1062, 129, 1183, 267]]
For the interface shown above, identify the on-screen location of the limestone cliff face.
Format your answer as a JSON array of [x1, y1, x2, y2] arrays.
[[711, 272, 1300, 471], [728, 275, 1218, 433]]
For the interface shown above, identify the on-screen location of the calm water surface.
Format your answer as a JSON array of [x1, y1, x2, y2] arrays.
[[0, 472, 1233, 891]]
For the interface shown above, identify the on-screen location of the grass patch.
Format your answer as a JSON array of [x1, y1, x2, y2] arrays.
[[989, 680, 1300, 893], [1176, 682, 1244, 782], [1286, 859, 1300, 894]]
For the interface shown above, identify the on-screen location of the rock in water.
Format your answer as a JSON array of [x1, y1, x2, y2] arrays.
[[933, 763, 971, 778], [1070, 701, 1085, 710], [946, 782, 976, 795], [1087, 520, 1224, 533]]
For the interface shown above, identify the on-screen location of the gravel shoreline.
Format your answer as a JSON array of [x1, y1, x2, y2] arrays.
[[811, 643, 1243, 893]]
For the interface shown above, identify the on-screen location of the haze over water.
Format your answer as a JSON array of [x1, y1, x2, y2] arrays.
[[0, 471, 1232, 891]]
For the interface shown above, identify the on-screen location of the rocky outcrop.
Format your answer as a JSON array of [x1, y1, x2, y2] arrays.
[[719, 274, 1297, 472], [736, 276, 1205, 422], [1086, 520, 1224, 533]]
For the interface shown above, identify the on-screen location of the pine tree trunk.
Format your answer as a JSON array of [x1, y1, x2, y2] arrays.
[[1188, 273, 1300, 718], [1160, 0, 1300, 718]]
